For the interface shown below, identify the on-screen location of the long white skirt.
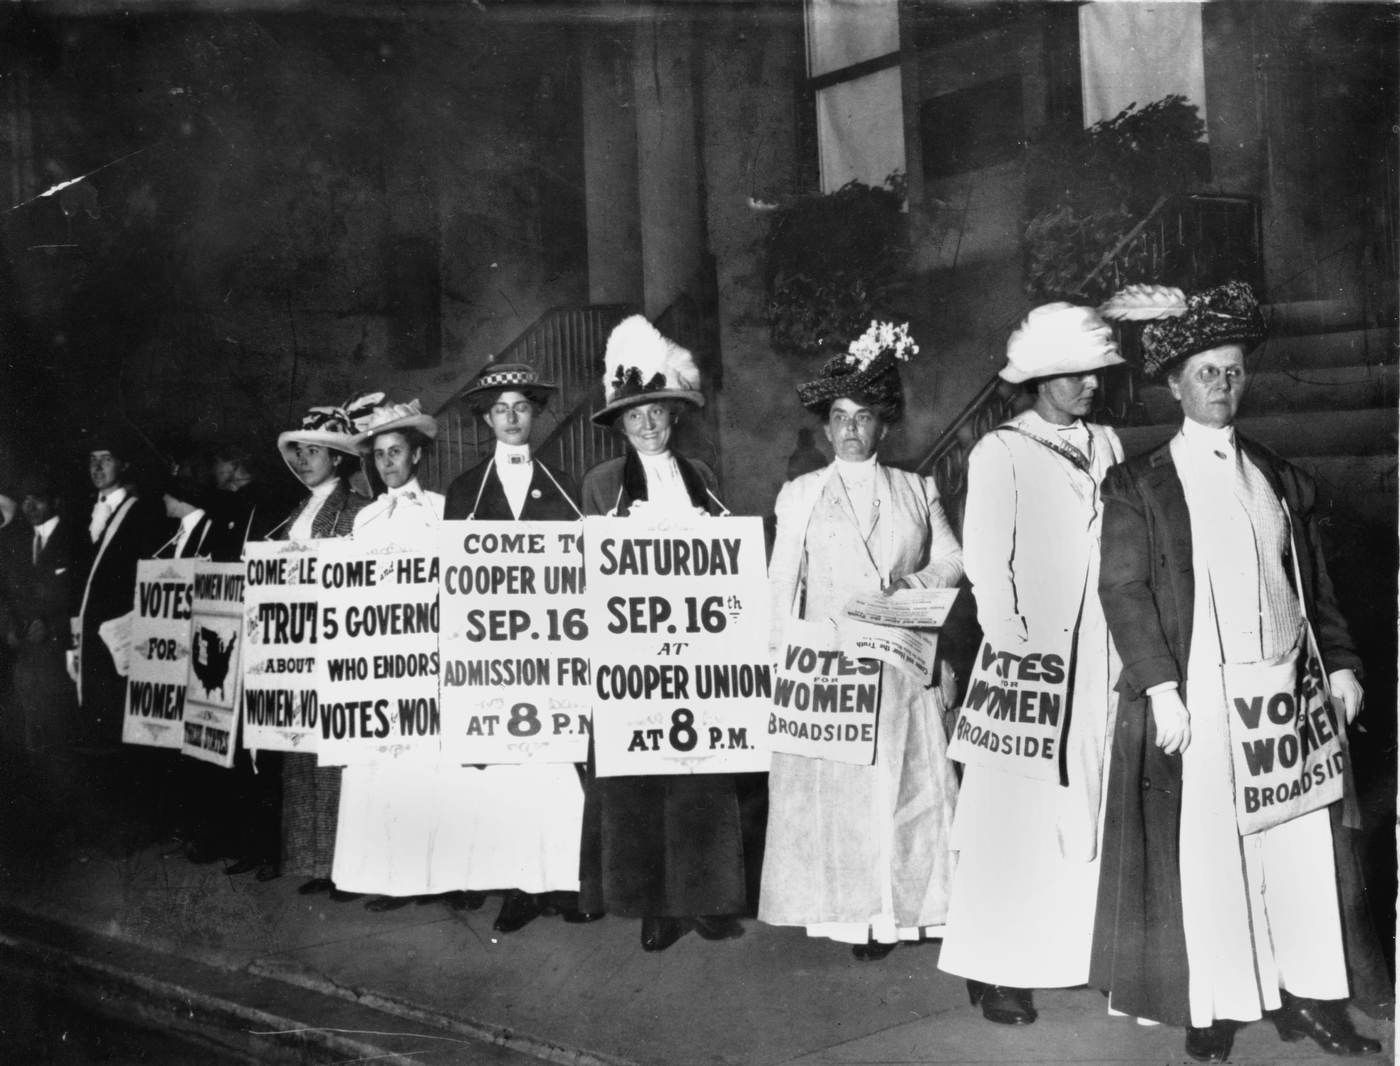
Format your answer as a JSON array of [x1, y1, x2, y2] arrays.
[[759, 667, 957, 945], [1179, 660, 1348, 1025], [332, 763, 464, 896], [938, 766, 1101, 987], [432, 763, 585, 894]]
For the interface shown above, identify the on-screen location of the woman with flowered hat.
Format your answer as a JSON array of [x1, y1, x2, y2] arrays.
[[273, 395, 375, 897], [436, 363, 595, 933], [1091, 282, 1381, 1060], [577, 315, 746, 952], [937, 303, 1125, 1025], [759, 320, 962, 959], [330, 396, 450, 912]]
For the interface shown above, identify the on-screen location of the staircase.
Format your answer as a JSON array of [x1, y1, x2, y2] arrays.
[[1115, 300, 1398, 528]]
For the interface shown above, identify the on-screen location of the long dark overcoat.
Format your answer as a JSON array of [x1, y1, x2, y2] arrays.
[[1090, 434, 1388, 1025]]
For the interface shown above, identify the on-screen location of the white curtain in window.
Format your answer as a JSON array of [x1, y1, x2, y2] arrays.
[[1079, 1, 1207, 130], [816, 67, 905, 193]]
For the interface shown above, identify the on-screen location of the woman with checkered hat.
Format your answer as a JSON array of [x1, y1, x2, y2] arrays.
[[434, 363, 596, 933]]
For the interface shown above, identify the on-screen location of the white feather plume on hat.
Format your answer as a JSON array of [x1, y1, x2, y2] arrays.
[[1097, 284, 1188, 321], [593, 314, 704, 425]]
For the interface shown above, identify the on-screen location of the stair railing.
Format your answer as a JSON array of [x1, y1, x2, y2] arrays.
[[420, 304, 632, 492], [914, 193, 1262, 529]]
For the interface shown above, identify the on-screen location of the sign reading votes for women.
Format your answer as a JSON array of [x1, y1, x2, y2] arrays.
[[439, 521, 591, 763], [241, 540, 321, 754], [946, 636, 1072, 783], [314, 540, 441, 767], [123, 559, 195, 750], [585, 515, 771, 777], [182, 561, 245, 768], [769, 618, 881, 765]]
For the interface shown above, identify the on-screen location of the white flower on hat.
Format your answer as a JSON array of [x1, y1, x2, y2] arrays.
[[846, 319, 918, 370]]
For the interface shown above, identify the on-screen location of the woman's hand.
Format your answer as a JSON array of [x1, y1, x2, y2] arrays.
[[1329, 668, 1364, 725], [1149, 689, 1191, 755]]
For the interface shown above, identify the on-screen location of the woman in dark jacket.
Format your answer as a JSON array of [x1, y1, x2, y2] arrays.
[[271, 398, 372, 898], [440, 363, 594, 933], [577, 315, 745, 953]]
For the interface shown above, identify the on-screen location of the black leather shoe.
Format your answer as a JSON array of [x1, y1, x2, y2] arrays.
[[297, 877, 333, 895], [1185, 1022, 1236, 1062], [1274, 992, 1382, 1056], [692, 915, 744, 941], [561, 909, 606, 923], [493, 891, 545, 933], [223, 857, 261, 876], [852, 940, 897, 961], [254, 862, 281, 882], [365, 895, 413, 913], [967, 980, 1037, 1025], [446, 891, 488, 911], [640, 916, 686, 952]]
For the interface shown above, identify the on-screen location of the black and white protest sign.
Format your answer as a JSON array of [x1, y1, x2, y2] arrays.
[[947, 637, 1071, 781], [585, 515, 771, 776], [241, 540, 322, 754], [439, 521, 591, 763], [181, 561, 245, 768], [123, 559, 194, 749], [314, 542, 442, 767]]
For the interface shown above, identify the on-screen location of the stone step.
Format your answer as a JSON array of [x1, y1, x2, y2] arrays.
[[1251, 326, 1397, 371], [1265, 299, 1397, 337], [1133, 365, 1399, 422], [1116, 408, 1397, 460]]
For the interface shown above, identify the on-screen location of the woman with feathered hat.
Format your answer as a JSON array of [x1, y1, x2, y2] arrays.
[[937, 303, 1125, 1025], [273, 395, 375, 897], [577, 315, 747, 952], [330, 396, 452, 912], [760, 321, 962, 960], [437, 363, 596, 933]]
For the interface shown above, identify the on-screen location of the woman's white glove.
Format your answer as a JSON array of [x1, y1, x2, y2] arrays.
[[1329, 668, 1364, 725], [1148, 688, 1191, 755]]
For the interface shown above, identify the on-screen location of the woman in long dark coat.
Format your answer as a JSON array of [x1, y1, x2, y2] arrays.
[[578, 315, 746, 952]]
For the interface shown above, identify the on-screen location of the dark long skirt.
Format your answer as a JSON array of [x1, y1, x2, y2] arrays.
[[281, 752, 341, 880], [579, 769, 746, 918]]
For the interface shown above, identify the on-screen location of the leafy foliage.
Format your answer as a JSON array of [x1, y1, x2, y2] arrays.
[[764, 177, 910, 360], [1024, 95, 1206, 302]]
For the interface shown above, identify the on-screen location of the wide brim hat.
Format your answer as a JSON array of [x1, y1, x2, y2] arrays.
[[592, 315, 704, 426], [277, 393, 380, 474], [459, 362, 556, 412], [800, 344, 907, 420], [1135, 281, 1266, 379], [350, 398, 439, 453], [1000, 303, 1125, 384]]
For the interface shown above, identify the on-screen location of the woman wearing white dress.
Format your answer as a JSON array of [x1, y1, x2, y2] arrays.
[[760, 321, 962, 960], [440, 362, 596, 933], [937, 304, 1125, 1024], [329, 398, 452, 911]]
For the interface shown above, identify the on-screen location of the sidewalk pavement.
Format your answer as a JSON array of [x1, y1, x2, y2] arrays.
[[0, 812, 1390, 1066]]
